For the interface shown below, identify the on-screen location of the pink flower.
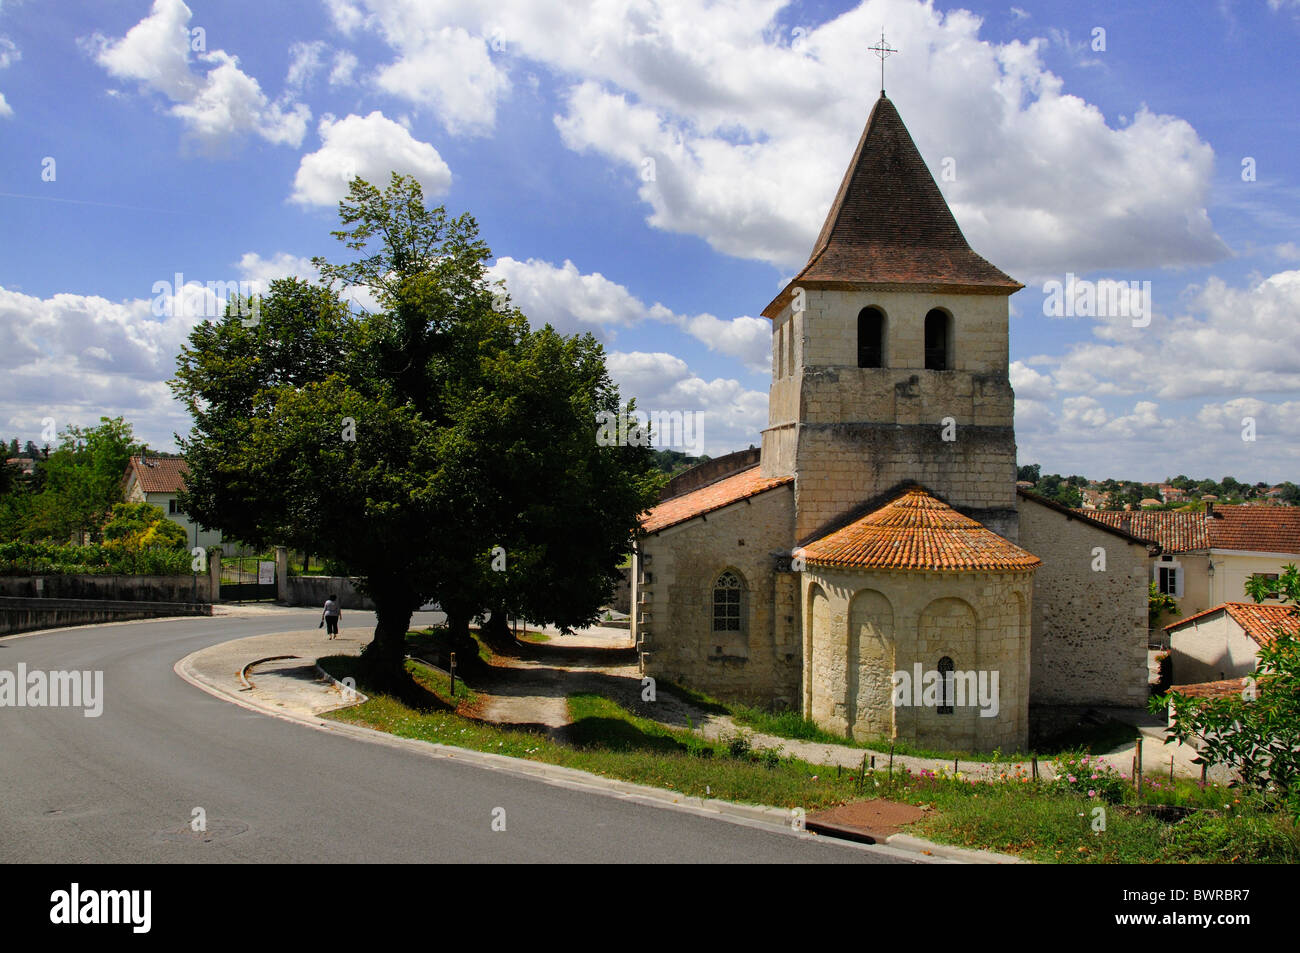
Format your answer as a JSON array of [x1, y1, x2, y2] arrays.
[[1088, 789, 1097, 798], [1068, 775, 1077, 783]]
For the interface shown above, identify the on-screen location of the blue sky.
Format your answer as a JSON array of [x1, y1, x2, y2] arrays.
[[2, 0, 1299, 484]]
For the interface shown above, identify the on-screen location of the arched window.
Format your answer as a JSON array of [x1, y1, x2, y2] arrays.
[[937, 656, 955, 715], [924, 309, 950, 370], [712, 570, 745, 633], [857, 307, 884, 368]]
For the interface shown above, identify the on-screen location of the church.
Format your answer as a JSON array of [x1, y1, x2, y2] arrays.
[[632, 92, 1155, 751]]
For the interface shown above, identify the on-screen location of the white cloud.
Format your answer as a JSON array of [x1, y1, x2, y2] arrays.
[[0, 284, 212, 450], [1009, 360, 1054, 401], [236, 250, 380, 312], [286, 40, 327, 90], [488, 257, 647, 336], [1275, 241, 1300, 261], [337, 0, 1226, 276], [605, 351, 766, 456], [85, 0, 310, 150], [1014, 269, 1300, 480], [488, 256, 771, 371], [372, 25, 507, 137], [290, 111, 452, 206], [0, 35, 17, 117], [235, 251, 319, 294], [1044, 270, 1300, 401], [669, 311, 771, 374], [329, 50, 358, 85], [325, 0, 368, 34]]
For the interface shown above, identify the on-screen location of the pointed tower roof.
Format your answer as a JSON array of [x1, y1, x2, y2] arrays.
[[797, 486, 1040, 573], [763, 94, 1021, 318]]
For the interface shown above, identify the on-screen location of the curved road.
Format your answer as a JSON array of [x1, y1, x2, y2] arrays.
[[0, 613, 915, 863]]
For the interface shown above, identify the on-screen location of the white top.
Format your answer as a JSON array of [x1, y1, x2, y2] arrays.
[[323, 599, 340, 616]]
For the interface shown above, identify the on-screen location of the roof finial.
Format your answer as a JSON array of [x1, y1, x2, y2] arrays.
[[868, 30, 897, 96]]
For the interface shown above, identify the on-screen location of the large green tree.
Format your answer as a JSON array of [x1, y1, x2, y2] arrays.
[[172, 173, 660, 683], [14, 417, 146, 543]]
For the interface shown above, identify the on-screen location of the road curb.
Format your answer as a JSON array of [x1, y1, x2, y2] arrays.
[[175, 642, 1018, 864], [238, 655, 301, 691]]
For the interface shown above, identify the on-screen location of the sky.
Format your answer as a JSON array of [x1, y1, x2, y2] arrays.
[[1, 0, 1298, 485]]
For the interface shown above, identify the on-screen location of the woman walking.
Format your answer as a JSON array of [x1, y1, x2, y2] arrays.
[[322, 594, 341, 639]]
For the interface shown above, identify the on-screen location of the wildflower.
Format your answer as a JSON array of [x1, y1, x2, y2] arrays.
[[1088, 790, 1096, 798]]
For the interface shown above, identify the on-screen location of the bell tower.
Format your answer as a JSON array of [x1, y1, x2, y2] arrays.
[[760, 93, 1023, 542]]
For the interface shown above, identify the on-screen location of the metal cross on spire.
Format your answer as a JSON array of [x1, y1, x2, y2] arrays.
[[868, 30, 897, 95]]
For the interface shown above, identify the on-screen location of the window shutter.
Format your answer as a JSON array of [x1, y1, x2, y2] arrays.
[[1174, 568, 1184, 598]]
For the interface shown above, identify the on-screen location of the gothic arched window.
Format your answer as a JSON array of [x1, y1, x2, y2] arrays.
[[924, 309, 950, 370], [712, 570, 745, 633], [857, 306, 884, 368], [937, 655, 955, 714]]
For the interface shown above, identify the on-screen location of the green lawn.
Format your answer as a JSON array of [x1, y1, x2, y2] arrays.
[[319, 658, 1298, 863]]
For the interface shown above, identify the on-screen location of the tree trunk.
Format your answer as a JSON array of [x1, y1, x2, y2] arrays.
[[359, 587, 414, 690], [478, 604, 520, 656], [443, 606, 483, 670]]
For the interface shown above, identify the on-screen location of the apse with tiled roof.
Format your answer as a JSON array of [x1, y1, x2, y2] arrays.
[[795, 486, 1040, 751], [759, 92, 1023, 544]]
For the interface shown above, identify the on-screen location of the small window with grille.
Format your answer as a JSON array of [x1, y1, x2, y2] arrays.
[[712, 570, 744, 633]]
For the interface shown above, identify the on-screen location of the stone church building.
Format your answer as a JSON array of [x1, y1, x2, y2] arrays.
[[632, 93, 1156, 751]]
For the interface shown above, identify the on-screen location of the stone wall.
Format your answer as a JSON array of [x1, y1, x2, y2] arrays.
[[1018, 495, 1150, 709], [0, 573, 215, 603], [0, 596, 212, 636], [791, 424, 1018, 542], [661, 447, 760, 499], [802, 565, 1033, 752], [634, 483, 799, 707], [281, 575, 374, 610]]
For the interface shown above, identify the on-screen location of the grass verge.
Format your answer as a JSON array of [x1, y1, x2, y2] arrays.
[[318, 658, 1297, 863]]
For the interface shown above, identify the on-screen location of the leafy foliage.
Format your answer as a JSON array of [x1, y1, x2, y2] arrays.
[[0, 540, 191, 575], [172, 173, 662, 680], [102, 502, 188, 551], [1153, 564, 1300, 817], [0, 418, 147, 543], [1149, 581, 1177, 628]]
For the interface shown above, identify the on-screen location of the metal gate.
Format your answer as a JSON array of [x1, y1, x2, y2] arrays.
[[219, 556, 277, 601]]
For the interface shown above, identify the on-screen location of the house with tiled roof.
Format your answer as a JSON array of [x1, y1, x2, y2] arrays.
[[1165, 602, 1300, 683], [1080, 503, 1300, 642], [121, 456, 222, 549], [633, 92, 1152, 752]]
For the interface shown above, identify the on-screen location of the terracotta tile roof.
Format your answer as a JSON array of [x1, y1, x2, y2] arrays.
[[1018, 489, 1157, 549], [641, 466, 791, 534], [1166, 601, 1300, 646], [799, 486, 1040, 573], [763, 94, 1020, 318], [124, 455, 190, 494], [1168, 677, 1251, 701], [1077, 509, 1208, 553], [1208, 506, 1300, 554]]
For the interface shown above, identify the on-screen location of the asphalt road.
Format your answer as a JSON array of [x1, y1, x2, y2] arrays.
[[0, 614, 915, 863]]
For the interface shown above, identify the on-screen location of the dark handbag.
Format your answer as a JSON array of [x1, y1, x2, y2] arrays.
[[318, 618, 324, 628]]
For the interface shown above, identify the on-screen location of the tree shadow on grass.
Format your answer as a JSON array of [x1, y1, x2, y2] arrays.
[[562, 715, 702, 755], [320, 653, 454, 714]]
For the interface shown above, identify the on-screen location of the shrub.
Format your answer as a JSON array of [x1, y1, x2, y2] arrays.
[[1048, 751, 1129, 804]]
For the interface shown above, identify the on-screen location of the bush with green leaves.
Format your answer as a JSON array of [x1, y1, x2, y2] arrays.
[[1047, 751, 1129, 803], [0, 539, 190, 575]]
